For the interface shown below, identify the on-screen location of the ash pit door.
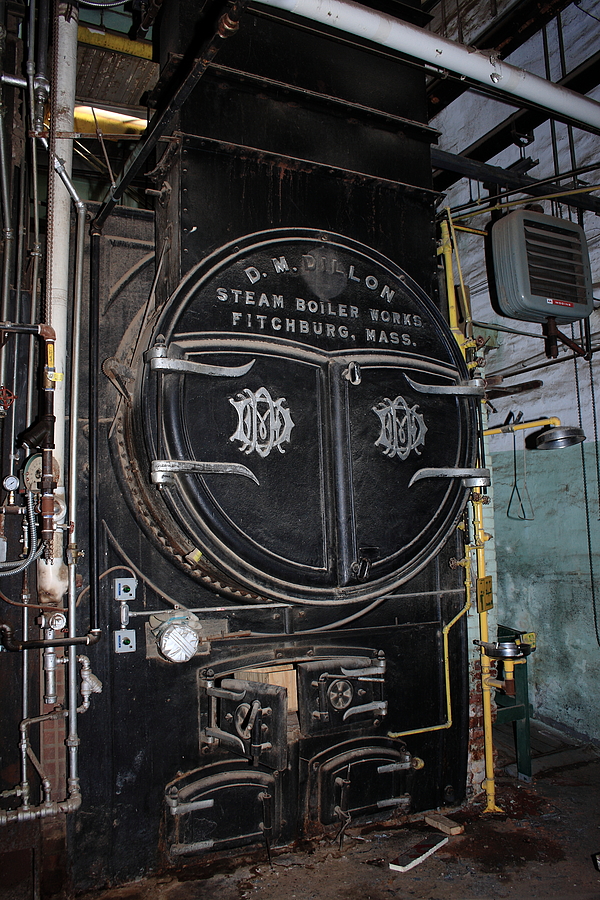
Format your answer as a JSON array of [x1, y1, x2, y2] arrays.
[[311, 744, 419, 825], [165, 767, 279, 857]]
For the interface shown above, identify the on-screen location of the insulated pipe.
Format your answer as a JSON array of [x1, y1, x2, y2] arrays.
[[0, 77, 15, 391], [39, 1, 78, 604], [46, 2, 77, 485], [257, 0, 600, 132]]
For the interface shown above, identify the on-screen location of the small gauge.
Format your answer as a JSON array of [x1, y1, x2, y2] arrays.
[[3, 474, 19, 492]]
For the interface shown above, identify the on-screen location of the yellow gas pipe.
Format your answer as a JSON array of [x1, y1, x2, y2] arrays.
[[439, 218, 468, 351], [440, 213, 501, 812], [471, 493, 503, 812], [484, 417, 561, 437]]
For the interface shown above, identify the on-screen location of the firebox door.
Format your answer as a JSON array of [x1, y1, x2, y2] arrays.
[[123, 230, 477, 604]]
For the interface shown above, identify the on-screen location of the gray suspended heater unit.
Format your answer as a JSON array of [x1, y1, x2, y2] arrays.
[[491, 209, 594, 324]]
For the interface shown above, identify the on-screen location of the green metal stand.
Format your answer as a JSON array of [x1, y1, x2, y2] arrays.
[[494, 625, 533, 782]]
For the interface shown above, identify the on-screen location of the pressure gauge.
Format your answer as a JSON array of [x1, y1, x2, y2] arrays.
[[149, 611, 203, 663], [3, 474, 19, 492], [23, 453, 60, 492], [157, 621, 199, 663]]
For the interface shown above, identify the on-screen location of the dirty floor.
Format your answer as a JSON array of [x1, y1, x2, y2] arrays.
[[72, 721, 600, 900]]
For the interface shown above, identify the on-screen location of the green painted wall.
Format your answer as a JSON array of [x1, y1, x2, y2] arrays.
[[489, 442, 600, 742]]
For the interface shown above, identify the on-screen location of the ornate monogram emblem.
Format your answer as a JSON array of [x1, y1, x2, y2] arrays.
[[229, 387, 295, 458], [372, 395, 427, 460]]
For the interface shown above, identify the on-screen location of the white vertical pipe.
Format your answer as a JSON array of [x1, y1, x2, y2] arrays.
[[47, 2, 77, 485], [257, 0, 600, 131], [38, 2, 76, 603]]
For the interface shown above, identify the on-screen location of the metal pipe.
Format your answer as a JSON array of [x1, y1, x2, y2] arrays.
[[66, 207, 86, 534], [66, 191, 89, 806], [484, 416, 561, 436], [471, 492, 502, 813], [0, 623, 101, 650], [7, 167, 27, 478], [439, 219, 465, 350], [438, 223, 499, 811], [45, 0, 77, 494], [0, 492, 44, 575], [36, 0, 78, 608], [89, 229, 101, 636], [387, 572, 472, 738], [257, 0, 600, 132], [0, 707, 83, 825], [0, 75, 15, 390], [1, 74, 27, 88]]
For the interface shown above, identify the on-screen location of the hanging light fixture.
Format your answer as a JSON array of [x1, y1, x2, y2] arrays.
[[484, 417, 586, 449], [535, 424, 586, 450]]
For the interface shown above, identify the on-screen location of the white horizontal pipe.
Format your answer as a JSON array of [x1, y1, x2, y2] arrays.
[[257, 0, 600, 131]]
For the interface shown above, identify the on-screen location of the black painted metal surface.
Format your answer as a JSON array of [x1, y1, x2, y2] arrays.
[[68, 0, 475, 887]]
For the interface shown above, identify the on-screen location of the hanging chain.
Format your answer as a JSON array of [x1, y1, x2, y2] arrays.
[[572, 328, 600, 647]]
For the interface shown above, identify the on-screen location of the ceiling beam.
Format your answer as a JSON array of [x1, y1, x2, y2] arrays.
[[433, 48, 600, 194], [431, 147, 600, 215]]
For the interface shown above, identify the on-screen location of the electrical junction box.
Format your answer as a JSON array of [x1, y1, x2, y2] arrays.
[[114, 630, 136, 653], [476, 575, 494, 613], [113, 578, 138, 600], [492, 210, 594, 324]]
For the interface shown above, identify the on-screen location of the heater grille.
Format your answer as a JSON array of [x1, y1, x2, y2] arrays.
[[492, 210, 593, 323]]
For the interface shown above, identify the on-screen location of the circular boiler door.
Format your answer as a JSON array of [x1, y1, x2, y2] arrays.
[[128, 229, 477, 604]]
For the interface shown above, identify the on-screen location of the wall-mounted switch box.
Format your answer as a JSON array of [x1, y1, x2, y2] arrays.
[[114, 629, 136, 653], [113, 578, 138, 600]]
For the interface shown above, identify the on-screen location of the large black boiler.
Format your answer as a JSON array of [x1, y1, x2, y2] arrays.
[[71, 0, 479, 886]]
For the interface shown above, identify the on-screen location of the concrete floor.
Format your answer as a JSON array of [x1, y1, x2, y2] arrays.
[[74, 722, 600, 900]]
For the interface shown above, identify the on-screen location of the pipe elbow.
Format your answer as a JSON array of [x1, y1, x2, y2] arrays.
[[38, 324, 56, 341], [0, 623, 22, 651]]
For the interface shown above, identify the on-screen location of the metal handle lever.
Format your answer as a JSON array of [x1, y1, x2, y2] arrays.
[[408, 467, 491, 487], [405, 374, 485, 396], [149, 356, 255, 377], [151, 459, 259, 485], [207, 685, 247, 701], [342, 700, 388, 721]]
